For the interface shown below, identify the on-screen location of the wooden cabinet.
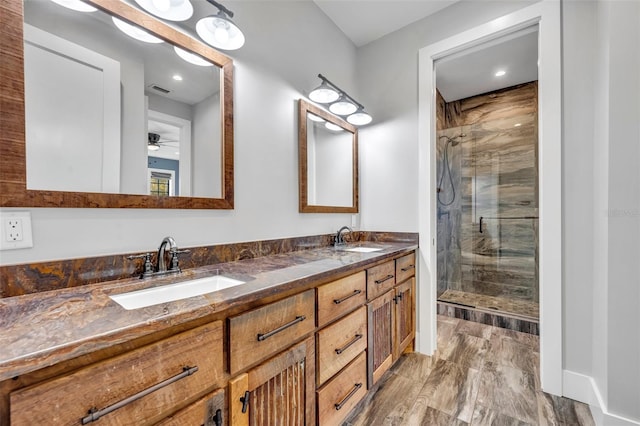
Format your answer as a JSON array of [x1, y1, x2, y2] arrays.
[[316, 271, 366, 327], [229, 337, 316, 426], [394, 277, 415, 360], [366, 289, 395, 386], [156, 388, 225, 426], [366, 253, 417, 387], [10, 322, 224, 426], [316, 306, 367, 386], [366, 260, 396, 300], [229, 290, 315, 375], [316, 352, 367, 426]]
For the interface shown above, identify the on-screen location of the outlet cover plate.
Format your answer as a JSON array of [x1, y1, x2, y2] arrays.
[[0, 211, 33, 250]]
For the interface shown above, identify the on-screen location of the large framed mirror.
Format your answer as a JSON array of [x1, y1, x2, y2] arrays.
[[0, 0, 234, 209], [298, 99, 358, 213]]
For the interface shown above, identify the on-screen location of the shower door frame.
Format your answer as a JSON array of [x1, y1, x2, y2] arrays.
[[417, 1, 563, 396]]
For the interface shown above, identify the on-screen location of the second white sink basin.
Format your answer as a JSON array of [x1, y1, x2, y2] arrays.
[[342, 247, 383, 253], [110, 275, 245, 310]]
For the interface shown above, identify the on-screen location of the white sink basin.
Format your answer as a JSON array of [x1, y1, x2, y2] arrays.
[[342, 247, 383, 253], [110, 275, 245, 310]]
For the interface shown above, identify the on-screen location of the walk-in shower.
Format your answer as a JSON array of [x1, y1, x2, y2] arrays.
[[435, 82, 539, 327]]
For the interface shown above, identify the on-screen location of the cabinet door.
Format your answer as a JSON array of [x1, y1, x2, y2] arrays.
[[394, 277, 415, 360], [157, 388, 225, 426], [229, 337, 316, 426], [366, 290, 394, 387]]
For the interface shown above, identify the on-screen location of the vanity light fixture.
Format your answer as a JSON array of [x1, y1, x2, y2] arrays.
[[196, 0, 245, 51], [112, 17, 164, 43], [133, 0, 194, 22], [325, 122, 343, 132], [308, 74, 372, 126], [308, 113, 326, 123], [49, 0, 97, 12], [173, 46, 214, 67]]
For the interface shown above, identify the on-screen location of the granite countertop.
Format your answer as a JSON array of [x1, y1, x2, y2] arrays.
[[0, 242, 417, 382]]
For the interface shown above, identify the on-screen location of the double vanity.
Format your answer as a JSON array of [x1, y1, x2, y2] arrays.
[[0, 238, 417, 425]]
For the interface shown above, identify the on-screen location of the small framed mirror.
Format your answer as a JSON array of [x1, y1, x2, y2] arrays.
[[298, 99, 358, 213]]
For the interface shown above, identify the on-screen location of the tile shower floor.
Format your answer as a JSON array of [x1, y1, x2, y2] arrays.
[[344, 316, 593, 425], [438, 289, 539, 320]]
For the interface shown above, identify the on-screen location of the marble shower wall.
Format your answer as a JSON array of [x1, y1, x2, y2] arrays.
[[437, 82, 539, 305]]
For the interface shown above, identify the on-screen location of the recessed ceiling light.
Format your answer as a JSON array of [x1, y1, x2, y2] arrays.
[[514, 123, 522, 127], [172, 74, 183, 81], [495, 70, 506, 77]]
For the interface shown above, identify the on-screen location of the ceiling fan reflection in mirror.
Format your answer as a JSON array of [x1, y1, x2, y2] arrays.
[[147, 129, 180, 161]]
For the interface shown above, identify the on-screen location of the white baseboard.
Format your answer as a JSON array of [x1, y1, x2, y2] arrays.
[[563, 370, 640, 426]]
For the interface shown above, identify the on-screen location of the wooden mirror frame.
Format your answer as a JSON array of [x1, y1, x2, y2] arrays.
[[298, 99, 359, 213], [0, 0, 234, 209]]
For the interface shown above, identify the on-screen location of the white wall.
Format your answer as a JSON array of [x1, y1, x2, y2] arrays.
[[192, 92, 221, 198], [0, 0, 357, 265]]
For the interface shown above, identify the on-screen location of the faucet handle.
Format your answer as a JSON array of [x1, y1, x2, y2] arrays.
[[127, 253, 155, 278], [169, 249, 190, 271]]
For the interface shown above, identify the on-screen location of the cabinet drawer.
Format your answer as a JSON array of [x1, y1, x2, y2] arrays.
[[316, 271, 366, 327], [10, 322, 224, 426], [229, 290, 315, 374], [366, 260, 395, 300], [317, 351, 367, 426], [316, 306, 367, 386], [395, 252, 416, 283], [157, 388, 225, 426]]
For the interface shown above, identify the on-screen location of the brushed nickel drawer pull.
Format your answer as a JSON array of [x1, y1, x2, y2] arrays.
[[401, 265, 415, 272], [81, 366, 198, 424], [335, 382, 363, 410], [334, 289, 362, 304], [374, 274, 394, 285], [335, 334, 363, 355], [257, 316, 306, 341]]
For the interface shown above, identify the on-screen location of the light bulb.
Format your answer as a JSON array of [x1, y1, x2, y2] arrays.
[[214, 26, 229, 44]]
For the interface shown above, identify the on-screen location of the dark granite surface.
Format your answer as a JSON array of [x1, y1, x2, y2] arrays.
[[0, 239, 417, 382]]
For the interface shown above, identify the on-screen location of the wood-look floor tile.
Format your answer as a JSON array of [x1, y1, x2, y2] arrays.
[[406, 359, 480, 424], [491, 326, 540, 351], [440, 332, 489, 369], [476, 361, 538, 424], [455, 319, 493, 340], [344, 367, 423, 426], [486, 334, 539, 373], [436, 318, 459, 357], [392, 352, 435, 381], [537, 392, 596, 426], [437, 314, 461, 325], [471, 404, 535, 426], [419, 407, 469, 425]]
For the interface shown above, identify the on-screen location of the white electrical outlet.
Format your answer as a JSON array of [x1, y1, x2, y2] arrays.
[[0, 211, 33, 250]]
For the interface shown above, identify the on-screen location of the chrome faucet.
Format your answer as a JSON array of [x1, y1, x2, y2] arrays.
[[334, 226, 352, 247], [157, 236, 177, 273]]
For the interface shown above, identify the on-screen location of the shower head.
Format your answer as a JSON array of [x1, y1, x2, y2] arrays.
[[439, 134, 465, 147]]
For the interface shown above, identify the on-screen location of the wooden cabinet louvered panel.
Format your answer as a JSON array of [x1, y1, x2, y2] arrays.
[[229, 337, 316, 426], [366, 290, 395, 387]]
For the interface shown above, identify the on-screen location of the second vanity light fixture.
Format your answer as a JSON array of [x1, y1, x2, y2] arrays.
[[133, 0, 245, 50], [309, 74, 372, 126]]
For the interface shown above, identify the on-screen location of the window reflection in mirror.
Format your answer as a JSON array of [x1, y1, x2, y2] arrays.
[[298, 99, 358, 213], [22, 0, 222, 198]]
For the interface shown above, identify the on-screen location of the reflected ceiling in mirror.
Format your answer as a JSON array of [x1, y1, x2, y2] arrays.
[[0, 0, 234, 209], [298, 99, 358, 213]]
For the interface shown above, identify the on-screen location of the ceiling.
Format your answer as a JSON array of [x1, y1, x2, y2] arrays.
[[312, 0, 461, 47], [312, 0, 538, 101]]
